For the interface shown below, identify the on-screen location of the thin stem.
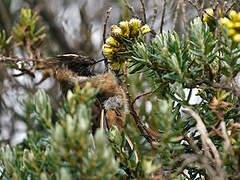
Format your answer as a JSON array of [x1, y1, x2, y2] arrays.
[[160, 0, 167, 33], [103, 7, 112, 44]]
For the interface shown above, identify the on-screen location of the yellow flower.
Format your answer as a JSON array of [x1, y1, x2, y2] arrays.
[[237, 12, 240, 21], [110, 25, 122, 38], [233, 34, 240, 42], [140, 24, 151, 34], [102, 18, 151, 70], [219, 17, 230, 25], [106, 36, 120, 47], [220, 17, 234, 28], [106, 53, 114, 60], [218, 9, 223, 18], [229, 10, 238, 21], [119, 21, 130, 38], [109, 61, 124, 70], [228, 28, 236, 36], [203, 8, 214, 22], [109, 57, 128, 71], [234, 22, 240, 28], [129, 18, 141, 35], [102, 44, 113, 56]]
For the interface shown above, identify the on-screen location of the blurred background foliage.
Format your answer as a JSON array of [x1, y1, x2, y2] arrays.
[[0, 0, 240, 179]]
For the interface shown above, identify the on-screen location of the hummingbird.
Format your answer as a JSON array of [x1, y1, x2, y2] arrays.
[[53, 54, 138, 162], [52, 54, 127, 133]]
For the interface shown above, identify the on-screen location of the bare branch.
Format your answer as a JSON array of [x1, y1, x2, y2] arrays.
[[103, 7, 112, 44], [151, 0, 158, 29], [181, 0, 189, 39], [122, 0, 137, 16], [173, 0, 181, 30], [220, 121, 231, 152], [132, 91, 152, 106], [160, 0, 167, 33], [122, 62, 157, 145], [184, 107, 222, 172], [139, 0, 147, 24]]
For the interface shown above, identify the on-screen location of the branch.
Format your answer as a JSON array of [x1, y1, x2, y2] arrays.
[[122, 0, 137, 17], [103, 8, 112, 44], [139, 0, 147, 24], [151, 0, 158, 29], [160, 0, 167, 33], [184, 107, 222, 172], [132, 91, 152, 106], [122, 63, 157, 146]]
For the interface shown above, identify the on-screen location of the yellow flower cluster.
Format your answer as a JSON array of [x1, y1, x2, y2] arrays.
[[203, 8, 214, 23], [103, 18, 151, 70], [220, 10, 240, 42]]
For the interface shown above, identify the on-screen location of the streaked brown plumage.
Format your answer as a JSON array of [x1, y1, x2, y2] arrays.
[[40, 53, 138, 163], [54, 54, 127, 133]]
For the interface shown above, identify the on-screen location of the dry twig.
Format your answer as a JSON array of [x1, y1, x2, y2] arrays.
[[173, 0, 181, 30], [151, 0, 158, 29], [132, 91, 152, 106], [160, 0, 167, 33], [139, 0, 147, 24], [184, 107, 222, 172], [122, 63, 156, 145], [103, 7, 112, 44], [122, 0, 137, 17]]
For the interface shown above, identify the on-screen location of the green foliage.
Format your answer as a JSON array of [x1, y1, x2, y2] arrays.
[[131, 16, 240, 179], [0, 30, 12, 55], [12, 9, 46, 51], [0, 83, 119, 180], [1, 6, 240, 180], [0, 8, 46, 56]]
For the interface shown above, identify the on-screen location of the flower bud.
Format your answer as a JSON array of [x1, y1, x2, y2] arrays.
[[102, 44, 114, 56], [110, 25, 122, 38], [228, 28, 236, 36], [119, 21, 130, 38], [203, 8, 214, 22], [233, 34, 240, 42], [106, 36, 120, 47], [129, 18, 141, 35], [140, 24, 151, 34], [229, 10, 238, 21], [219, 17, 231, 26]]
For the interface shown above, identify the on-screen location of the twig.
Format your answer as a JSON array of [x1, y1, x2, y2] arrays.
[[103, 8, 112, 44], [181, 0, 189, 39], [200, 0, 205, 18], [184, 107, 222, 172], [170, 154, 218, 179], [151, 0, 158, 29], [132, 91, 152, 106], [183, 133, 200, 153], [122, 0, 137, 16], [173, 0, 181, 30], [139, 0, 147, 24], [186, 0, 204, 18], [220, 120, 230, 152], [125, 134, 139, 163], [226, 2, 236, 14], [160, 0, 167, 33], [122, 62, 156, 145], [100, 109, 104, 129]]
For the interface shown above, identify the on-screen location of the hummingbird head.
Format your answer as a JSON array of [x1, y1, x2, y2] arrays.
[[55, 54, 99, 77]]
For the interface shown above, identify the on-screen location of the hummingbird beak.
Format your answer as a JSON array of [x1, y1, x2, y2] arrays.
[[92, 58, 106, 65]]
